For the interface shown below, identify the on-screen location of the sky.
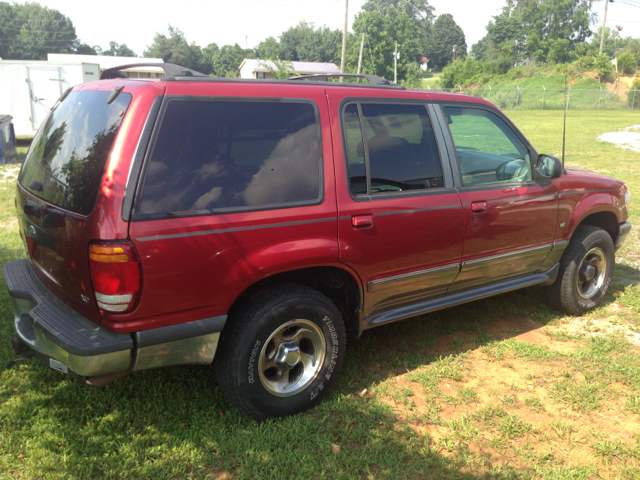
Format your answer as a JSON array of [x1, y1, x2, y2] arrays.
[[35, 0, 640, 57]]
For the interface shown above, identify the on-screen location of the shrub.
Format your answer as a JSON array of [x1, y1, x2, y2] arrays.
[[618, 50, 637, 74], [594, 54, 614, 83], [401, 63, 424, 89]]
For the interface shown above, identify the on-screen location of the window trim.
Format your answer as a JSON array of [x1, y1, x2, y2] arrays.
[[131, 96, 325, 222], [432, 103, 549, 190], [339, 98, 454, 203]]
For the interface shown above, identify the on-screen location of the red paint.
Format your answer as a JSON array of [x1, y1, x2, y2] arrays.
[[14, 78, 630, 335]]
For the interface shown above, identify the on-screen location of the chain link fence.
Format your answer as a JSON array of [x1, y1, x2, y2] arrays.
[[421, 86, 639, 111]]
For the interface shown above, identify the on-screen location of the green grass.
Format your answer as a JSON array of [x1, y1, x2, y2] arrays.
[[1, 112, 640, 478]]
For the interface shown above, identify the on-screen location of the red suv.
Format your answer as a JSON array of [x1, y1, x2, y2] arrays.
[[3, 64, 632, 420]]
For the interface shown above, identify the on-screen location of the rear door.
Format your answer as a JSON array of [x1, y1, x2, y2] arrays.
[[16, 88, 134, 320], [329, 96, 464, 326], [435, 105, 559, 292]]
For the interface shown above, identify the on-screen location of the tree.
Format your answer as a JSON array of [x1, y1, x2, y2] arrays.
[[298, 27, 343, 64], [101, 41, 136, 57], [478, 0, 593, 65], [212, 44, 249, 77], [199, 43, 219, 74], [362, 0, 434, 21], [350, 7, 421, 81], [362, 0, 435, 61], [0, 2, 78, 60], [256, 36, 283, 60], [259, 58, 298, 79], [425, 14, 467, 69], [144, 26, 203, 72], [279, 21, 315, 61]]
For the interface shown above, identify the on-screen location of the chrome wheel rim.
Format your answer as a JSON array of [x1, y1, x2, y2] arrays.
[[258, 319, 326, 397], [576, 247, 607, 299]]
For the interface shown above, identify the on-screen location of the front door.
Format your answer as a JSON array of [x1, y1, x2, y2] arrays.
[[328, 97, 464, 326], [439, 105, 559, 292]]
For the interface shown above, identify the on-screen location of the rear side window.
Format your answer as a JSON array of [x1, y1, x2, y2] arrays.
[[18, 90, 132, 215], [136, 99, 322, 217], [343, 103, 443, 195]]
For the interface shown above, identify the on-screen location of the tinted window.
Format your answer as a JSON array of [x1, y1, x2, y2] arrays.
[[137, 100, 321, 216], [18, 91, 132, 215], [444, 107, 532, 186], [344, 103, 443, 195]]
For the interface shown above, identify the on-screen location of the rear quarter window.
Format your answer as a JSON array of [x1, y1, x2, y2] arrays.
[[135, 99, 322, 218], [18, 90, 132, 215]]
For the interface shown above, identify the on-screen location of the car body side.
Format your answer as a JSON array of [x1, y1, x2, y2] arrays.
[[14, 78, 629, 344]]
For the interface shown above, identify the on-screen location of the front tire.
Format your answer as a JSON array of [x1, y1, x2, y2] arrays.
[[215, 285, 346, 421], [547, 225, 615, 315]]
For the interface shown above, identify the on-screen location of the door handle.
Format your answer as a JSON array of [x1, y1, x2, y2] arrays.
[[471, 201, 487, 213], [352, 215, 374, 228]]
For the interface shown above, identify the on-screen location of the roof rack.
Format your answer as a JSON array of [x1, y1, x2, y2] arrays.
[[289, 73, 405, 89], [100, 63, 207, 80]]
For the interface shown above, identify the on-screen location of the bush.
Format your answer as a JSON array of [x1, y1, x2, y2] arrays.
[[594, 54, 614, 83], [401, 63, 424, 89], [618, 50, 636, 74]]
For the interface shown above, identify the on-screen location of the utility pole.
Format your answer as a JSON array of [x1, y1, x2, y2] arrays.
[[599, 0, 609, 55], [340, 0, 348, 73], [245, 35, 248, 50], [357, 33, 365, 75], [394, 42, 398, 84]]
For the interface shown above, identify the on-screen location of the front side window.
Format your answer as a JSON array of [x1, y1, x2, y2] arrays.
[[343, 103, 443, 195], [443, 107, 532, 187], [137, 100, 321, 217]]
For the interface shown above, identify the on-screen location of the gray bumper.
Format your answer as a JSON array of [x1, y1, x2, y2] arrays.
[[616, 221, 632, 250], [3, 259, 226, 378]]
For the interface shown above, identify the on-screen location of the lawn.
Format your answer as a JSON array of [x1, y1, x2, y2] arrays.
[[1, 111, 639, 479]]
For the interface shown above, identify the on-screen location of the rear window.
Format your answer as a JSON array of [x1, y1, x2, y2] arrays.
[[135, 99, 322, 218], [18, 90, 132, 215]]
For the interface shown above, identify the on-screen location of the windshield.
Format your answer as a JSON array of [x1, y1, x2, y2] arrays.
[[18, 90, 132, 215]]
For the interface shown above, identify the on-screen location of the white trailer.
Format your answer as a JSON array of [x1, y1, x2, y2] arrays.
[[0, 60, 100, 136]]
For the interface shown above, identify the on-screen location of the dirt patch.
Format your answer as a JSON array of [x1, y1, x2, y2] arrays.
[[369, 340, 640, 475], [547, 309, 640, 346]]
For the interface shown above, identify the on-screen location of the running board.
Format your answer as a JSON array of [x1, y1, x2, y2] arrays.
[[364, 263, 559, 329]]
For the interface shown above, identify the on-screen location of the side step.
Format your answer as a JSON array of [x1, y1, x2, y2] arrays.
[[364, 264, 559, 329]]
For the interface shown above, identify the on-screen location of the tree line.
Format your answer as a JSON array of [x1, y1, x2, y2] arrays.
[[1, 0, 639, 86], [0, 0, 467, 82]]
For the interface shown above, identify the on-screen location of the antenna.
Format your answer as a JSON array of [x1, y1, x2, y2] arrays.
[[562, 73, 568, 168]]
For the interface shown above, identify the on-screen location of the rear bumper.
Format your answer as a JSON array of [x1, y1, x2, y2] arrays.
[[2, 259, 226, 378], [616, 221, 632, 251]]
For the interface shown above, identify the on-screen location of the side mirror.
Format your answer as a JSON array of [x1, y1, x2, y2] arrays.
[[496, 158, 526, 181], [535, 154, 563, 180]]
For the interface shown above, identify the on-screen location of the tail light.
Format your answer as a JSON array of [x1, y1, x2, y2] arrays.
[[89, 243, 141, 313]]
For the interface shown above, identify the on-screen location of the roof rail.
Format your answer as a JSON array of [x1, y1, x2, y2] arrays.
[[288, 73, 405, 89], [100, 63, 207, 80]]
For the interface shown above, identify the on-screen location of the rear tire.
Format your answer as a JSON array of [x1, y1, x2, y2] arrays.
[[547, 225, 615, 315], [215, 285, 346, 421]]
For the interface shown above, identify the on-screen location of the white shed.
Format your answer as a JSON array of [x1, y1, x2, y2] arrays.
[[239, 59, 340, 79]]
